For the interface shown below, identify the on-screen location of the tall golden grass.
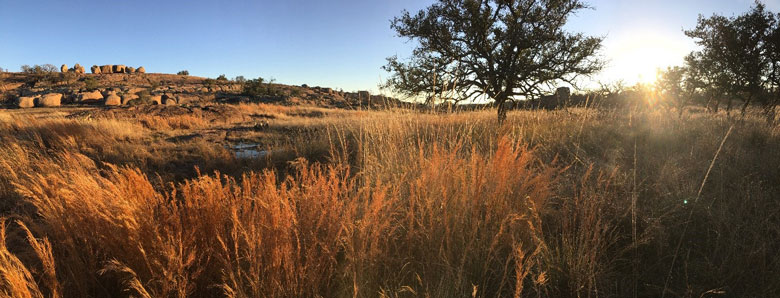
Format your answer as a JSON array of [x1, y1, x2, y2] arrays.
[[0, 106, 778, 297]]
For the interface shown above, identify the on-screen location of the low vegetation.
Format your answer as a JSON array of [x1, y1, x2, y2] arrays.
[[0, 104, 777, 297]]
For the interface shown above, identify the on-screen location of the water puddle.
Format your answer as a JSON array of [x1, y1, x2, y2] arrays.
[[229, 143, 269, 159]]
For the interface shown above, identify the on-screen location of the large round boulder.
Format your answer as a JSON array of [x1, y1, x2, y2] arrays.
[[91, 65, 101, 74], [104, 94, 121, 106], [77, 90, 103, 102], [60, 64, 68, 73], [74, 64, 85, 74], [136, 66, 146, 74], [37, 93, 62, 107], [127, 67, 136, 73], [100, 65, 113, 74], [16, 96, 35, 108]]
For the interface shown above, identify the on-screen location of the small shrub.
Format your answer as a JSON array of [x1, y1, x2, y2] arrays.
[[243, 77, 285, 99], [83, 77, 99, 91], [216, 74, 228, 81], [177, 70, 189, 76]]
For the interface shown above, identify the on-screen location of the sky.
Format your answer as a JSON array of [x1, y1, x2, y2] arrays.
[[1, 0, 778, 94]]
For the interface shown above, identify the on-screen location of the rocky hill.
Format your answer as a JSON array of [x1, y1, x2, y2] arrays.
[[0, 69, 404, 109]]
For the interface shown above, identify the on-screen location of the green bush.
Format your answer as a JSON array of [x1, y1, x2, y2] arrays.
[[177, 70, 189, 76]]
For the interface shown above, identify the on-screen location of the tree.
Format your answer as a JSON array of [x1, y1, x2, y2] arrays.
[[656, 65, 703, 116], [177, 70, 189, 76], [382, 54, 465, 106], [385, 0, 604, 122], [685, 1, 775, 116]]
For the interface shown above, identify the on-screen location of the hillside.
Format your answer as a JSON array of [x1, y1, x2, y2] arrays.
[[0, 70, 403, 109]]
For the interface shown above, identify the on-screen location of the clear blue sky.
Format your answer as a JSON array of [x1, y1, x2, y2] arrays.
[[1, 0, 777, 93]]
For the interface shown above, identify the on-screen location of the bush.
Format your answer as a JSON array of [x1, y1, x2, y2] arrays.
[[216, 74, 228, 81], [177, 70, 189, 76], [243, 77, 285, 99], [233, 76, 246, 84]]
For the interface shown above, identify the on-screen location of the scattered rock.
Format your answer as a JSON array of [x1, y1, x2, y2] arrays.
[[16, 96, 35, 108], [91, 65, 101, 74], [61, 64, 68, 73], [104, 94, 121, 106], [37, 93, 62, 107]]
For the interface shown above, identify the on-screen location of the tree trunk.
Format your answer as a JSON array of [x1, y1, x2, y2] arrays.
[[726, 98, 733, 116], [497, 99, 508, 124], [740, 95, 752, 117], [713, 97, 720, 113]]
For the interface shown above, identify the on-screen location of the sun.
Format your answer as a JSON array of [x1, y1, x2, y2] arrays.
[[602, 28, 693, 85]]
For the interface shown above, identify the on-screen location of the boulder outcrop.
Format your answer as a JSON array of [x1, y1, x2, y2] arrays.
[[91, 65, 101, 74], [113, 65, 126, 73], [136, 66, 146, 74], [100, 65, 113, 74], [61, 64, 68, 73]]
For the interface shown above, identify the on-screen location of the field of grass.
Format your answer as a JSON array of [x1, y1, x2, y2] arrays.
[[0, 104, 778, 297]]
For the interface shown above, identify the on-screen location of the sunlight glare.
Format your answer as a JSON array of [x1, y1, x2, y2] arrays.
[[603, 28, 693, 85]]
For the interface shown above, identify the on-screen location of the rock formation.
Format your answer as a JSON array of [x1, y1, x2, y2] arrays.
[[112, 65, 126, 73], [136, 66, 146, 74], [100, 65, 113, 74], [74, 64, 85, 74], [61, 64, 68, 73], [91, 65, 101, 74]]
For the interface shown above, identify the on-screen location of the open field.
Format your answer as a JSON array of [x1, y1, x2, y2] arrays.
[[0, 104, 777, 297]]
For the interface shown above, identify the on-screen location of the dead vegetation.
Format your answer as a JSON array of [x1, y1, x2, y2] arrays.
[[0, 105, 778, 297]]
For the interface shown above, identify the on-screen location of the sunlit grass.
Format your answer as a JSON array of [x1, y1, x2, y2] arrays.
[[0, 106, 777, 297]]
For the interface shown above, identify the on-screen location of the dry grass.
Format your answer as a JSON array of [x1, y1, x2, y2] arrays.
[[0, 106, 778, 297]]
